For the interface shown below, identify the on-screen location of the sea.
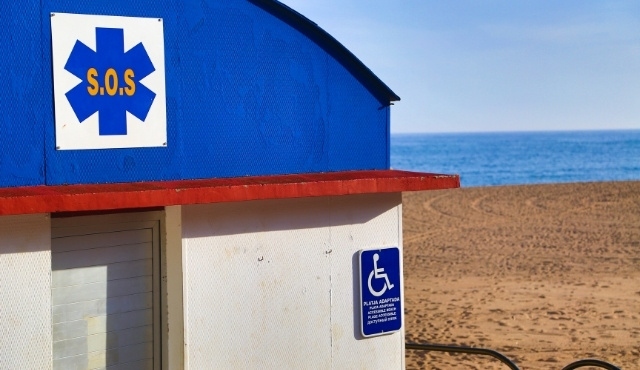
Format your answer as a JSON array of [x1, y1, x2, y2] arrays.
[[391, 130, 640, 187]]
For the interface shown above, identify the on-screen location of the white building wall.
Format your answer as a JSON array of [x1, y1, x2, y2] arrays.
[[327, 194, 405, 368], [182, 193, 404, 369], [0, 214, 52, 370]]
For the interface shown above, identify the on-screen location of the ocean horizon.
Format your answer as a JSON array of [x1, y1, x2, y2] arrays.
[[391, 129, 640, 187]]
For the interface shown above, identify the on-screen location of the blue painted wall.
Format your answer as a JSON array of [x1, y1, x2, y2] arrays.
[[0, 2, 47, 186], [0, 0, 393, 187]]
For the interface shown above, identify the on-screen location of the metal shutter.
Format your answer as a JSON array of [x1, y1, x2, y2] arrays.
[[51, 214, 161, 370]]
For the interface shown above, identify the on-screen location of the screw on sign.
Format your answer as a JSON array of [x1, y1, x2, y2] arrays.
[[64, 27, 156, 136], [359, 247, 402, 337]]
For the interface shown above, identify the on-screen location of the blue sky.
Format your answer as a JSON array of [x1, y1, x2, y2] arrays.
[[279, 1, 640, 133]]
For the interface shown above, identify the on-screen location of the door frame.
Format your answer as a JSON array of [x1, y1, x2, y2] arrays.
[[52, 210, 165, 370]]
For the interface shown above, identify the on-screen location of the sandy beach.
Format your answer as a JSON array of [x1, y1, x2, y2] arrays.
[[402, 182, 640, 369]]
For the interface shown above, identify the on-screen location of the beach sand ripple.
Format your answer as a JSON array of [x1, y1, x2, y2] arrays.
[[403, 182, 640, 369]]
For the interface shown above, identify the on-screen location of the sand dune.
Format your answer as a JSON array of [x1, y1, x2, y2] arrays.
[[402, 182, 640, 369]]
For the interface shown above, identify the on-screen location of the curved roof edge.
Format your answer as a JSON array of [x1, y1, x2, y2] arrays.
[[248, 0, 401, 103]]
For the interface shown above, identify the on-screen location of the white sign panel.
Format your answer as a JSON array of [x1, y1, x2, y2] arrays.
[[51, 13, 166, 150]]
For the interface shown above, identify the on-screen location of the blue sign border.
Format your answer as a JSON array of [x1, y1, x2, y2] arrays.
[[359, 246, 402, 338]]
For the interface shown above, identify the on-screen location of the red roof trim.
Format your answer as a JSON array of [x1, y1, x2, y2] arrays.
[[0, 170, 459, 215]]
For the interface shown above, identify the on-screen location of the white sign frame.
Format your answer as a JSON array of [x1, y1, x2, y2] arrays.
[[51, 13, 167, 150]]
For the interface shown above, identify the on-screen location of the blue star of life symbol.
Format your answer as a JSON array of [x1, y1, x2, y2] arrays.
[[64, 27, 156, 135]]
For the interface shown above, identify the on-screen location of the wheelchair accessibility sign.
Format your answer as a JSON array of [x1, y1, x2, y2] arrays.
[[359, 246, 402, 337]]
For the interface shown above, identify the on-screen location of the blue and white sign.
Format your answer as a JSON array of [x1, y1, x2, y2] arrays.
[[51, 13, 166, 150], [359, 246, 402, 337]]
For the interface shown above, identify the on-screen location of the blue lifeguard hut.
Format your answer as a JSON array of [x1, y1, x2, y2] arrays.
[[0, 1, 458, 368]]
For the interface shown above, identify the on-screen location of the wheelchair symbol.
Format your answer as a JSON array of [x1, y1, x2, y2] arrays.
[[367, 253, 395, 297]]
